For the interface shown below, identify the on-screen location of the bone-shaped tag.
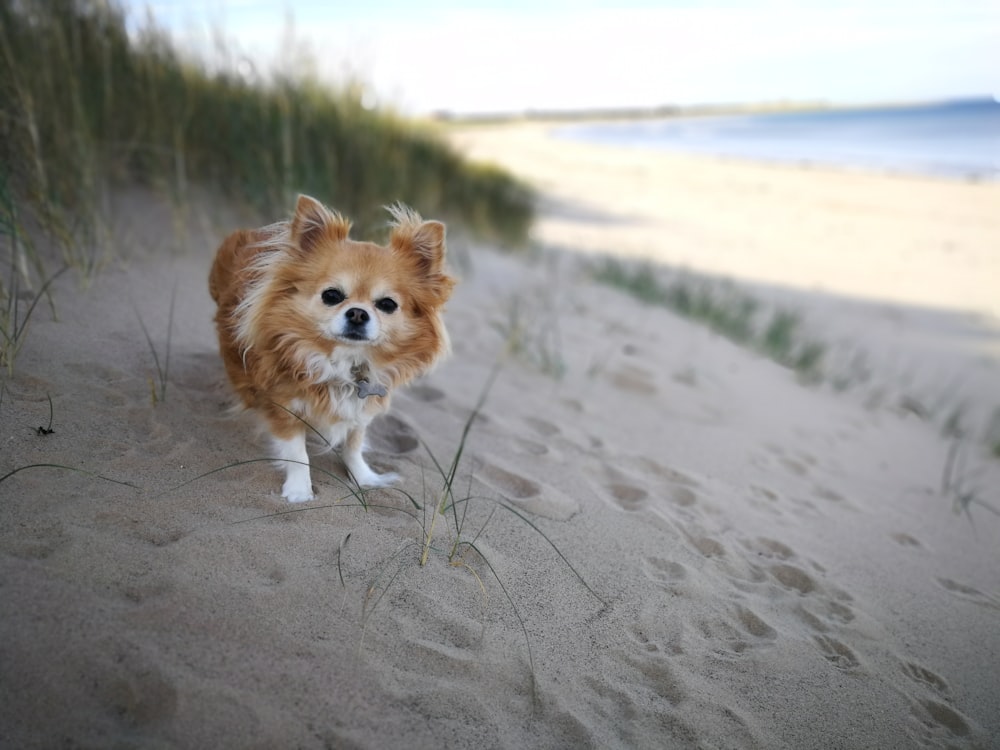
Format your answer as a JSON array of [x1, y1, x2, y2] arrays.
[[355, 379, 388, 399], [351, 363, 387, 399]]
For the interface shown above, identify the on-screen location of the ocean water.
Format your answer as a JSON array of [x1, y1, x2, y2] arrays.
[[556, 98, 1000, 180]]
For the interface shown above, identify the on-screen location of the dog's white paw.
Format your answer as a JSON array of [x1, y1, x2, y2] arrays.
[[282, 477, 315, 503], [349, 466, 400, 489], [367, 470, 400, 488]]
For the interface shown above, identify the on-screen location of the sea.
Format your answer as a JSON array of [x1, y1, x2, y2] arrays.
[[555, 98, 1000, 180]]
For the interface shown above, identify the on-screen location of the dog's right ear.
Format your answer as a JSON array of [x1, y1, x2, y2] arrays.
[[290, 195, 350, 253]]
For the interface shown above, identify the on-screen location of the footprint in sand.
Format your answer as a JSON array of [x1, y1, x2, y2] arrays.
[[687, 534, 726, 558], [793, 596, 855, 633], [762, 444, 819, 479], [813, 635, 862, 671], [769, 563, 817, 595], [814, 485, 846, 504], [694, 616, 757, 657], [750, 485, 780, 503], [794, 605, 831, 634], [936, 578, 1000, 610], [136, 524, 189, 548], [626, 623, 661, 653], [666, 485, 698, 508], [479, 462, 578, 520], [2, 521, 69, 561], [580, 656, 687, 741], [890, 532, 923, 548], [560, 398, 584, 414], [744, 537, 795, 561], [824, 599, 855, 624], [614, 458, 700, 514], [480, 463, 539, 500], [523, 416, 561, 438], [592, 465, 655, 513], [780, 457, 809, 477], [368, 415, 420, 455], [902, 661, 951, 697], [512, 437, 550, 457], [900, 661, 972, 744], [609, 364, 658, 396], [907, 698, 973, 743], [631, 458, 698, 487], [606, 482, 649, 512], [733, 605, 778, 641], [642, 556, 688, 586]]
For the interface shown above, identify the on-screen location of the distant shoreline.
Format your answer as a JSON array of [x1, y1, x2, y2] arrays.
[[432, 94, 995, 125], [513, 98, 998, 183]]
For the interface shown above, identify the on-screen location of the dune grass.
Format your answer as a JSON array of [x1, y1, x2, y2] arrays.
[[0, 0, 534, 373], [940, 436, 1000, 527], [491, 292, 567, 379], [592, 257, 826, 381], [133, 284, 177, 405]]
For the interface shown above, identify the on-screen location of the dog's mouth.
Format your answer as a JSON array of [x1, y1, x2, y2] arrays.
[[338, 331, 371, 343]]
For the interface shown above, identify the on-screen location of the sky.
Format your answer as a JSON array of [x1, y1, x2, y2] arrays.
[[127, 1, 1000, 115]]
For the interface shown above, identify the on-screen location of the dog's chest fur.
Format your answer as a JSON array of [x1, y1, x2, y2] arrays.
[[295, 349, 384, 426]]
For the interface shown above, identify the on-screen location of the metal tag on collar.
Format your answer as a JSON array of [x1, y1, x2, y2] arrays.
[[351, 363, 387, 399], [355, 379, 388, 399]]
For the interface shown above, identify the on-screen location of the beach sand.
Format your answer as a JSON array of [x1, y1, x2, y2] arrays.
[[2, 126, 999, 749]]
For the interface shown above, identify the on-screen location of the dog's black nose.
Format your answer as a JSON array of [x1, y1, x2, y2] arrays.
[[346, 307, 369, 325]]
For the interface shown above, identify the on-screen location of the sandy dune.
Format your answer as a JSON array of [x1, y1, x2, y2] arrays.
[[2, 127, 999, 749]]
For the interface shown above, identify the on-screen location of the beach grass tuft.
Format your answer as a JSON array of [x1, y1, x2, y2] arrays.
[[592, 257, 826, 381], [134, 284, 176, 404], [940, 437, 1000, 527], [491, 293, 567, 379]]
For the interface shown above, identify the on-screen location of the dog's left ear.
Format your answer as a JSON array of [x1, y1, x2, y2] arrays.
[[388, 205, 446, 274]]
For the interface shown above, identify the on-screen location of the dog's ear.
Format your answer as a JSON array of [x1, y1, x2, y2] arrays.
[[388, 204, 446, 274], [290, 195, 350, 253]]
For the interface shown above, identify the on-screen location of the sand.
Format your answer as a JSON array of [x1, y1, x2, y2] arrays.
[[2, 126, 999, 749]]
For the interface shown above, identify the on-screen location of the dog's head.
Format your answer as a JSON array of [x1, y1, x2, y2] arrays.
[[242, 195, 455, 384]]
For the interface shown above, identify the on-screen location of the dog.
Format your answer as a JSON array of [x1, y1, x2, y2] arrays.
[[209, 194, 455, 502]]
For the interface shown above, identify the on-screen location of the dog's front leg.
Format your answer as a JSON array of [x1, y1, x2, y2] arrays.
[[272, 431, 313, 502], [343, 425, 398, 488]]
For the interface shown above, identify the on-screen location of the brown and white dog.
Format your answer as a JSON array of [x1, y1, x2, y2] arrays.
[[209, 195, 455, 501]]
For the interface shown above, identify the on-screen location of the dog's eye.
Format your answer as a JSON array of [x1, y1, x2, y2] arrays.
[[375, 298, 398, 314], [321, 288, 345, 306]]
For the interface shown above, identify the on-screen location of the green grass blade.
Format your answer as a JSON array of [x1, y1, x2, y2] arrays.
[[463, 540, 537, 701], [362, 541, 418, 623], [161, 282, 177, 401], [12, 265, 68, 342], [161, 457, 368, 501], [337, 532, 352, 588], [492, 499, 604, 606], [233, 497, 419, 525], [0, 462, 139, 489], [133, 302, 163, 393]]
